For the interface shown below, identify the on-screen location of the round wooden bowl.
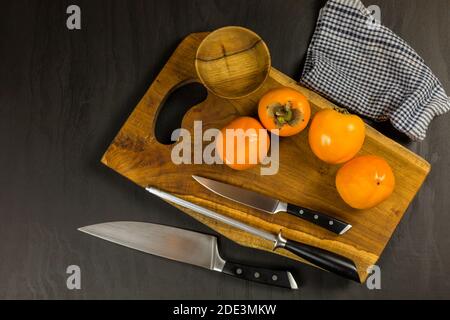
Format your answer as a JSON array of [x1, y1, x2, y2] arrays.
[[195, 26, 271, 99]]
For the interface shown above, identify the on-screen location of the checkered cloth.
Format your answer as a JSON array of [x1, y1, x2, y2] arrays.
[[300, 0, 450, 141]]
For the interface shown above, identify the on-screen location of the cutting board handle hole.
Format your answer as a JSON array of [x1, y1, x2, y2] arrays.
[[155, 82, 208, 145]]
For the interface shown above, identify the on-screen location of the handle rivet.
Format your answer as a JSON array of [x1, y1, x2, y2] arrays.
[[314, 214, 319, 220], [236, 268, 243, 275], [254, 272, 260, 278], [329, 221, 334, 225], [299, 210, 304, 215], [272, 275, 278, 281]]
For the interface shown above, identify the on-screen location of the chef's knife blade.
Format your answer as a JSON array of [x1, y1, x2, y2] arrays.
[[146, 187, 360, 282], [192, 175, 352, 235], [78, 221, 298, 289]]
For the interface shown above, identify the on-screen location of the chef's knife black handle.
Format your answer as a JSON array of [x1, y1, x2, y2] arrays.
[[221, 261, 298, 289], [286, 203, 351, 235], [276, 237, 360, 282]]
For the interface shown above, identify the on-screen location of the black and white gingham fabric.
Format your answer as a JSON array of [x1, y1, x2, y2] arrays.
[[300, 0, 450, 141]]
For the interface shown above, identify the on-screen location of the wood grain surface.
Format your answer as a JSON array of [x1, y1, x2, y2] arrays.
[[101, 32, 430, 283], [0, 0, 449, 299], [195, 26, 271, 99]]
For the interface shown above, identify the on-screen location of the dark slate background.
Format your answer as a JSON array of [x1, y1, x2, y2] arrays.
[[0, 0, 449, 299]]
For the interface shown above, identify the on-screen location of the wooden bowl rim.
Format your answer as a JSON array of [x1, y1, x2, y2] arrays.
[[195, 26, 271, 100]]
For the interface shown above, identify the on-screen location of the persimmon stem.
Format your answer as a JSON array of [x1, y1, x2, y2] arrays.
[[333, 106, 350, 115], [268, 101, 301, 128]]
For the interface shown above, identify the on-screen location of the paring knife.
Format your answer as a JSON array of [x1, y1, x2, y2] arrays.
[[78, 221, 299, 289], [192, 175, 352, 235], [146, 187, 360, 282]]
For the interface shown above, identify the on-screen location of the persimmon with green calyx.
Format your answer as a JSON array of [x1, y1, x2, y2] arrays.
[[308, 108, 366, 164], [336, 155, 395, 210], [258, 87, 311, 137]]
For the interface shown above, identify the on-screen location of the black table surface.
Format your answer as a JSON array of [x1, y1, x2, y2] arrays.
[[1, 0, 449, 299]]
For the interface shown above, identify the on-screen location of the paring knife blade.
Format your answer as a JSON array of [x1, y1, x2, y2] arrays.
[[78, 221, 298, 289], [192, 175, 352, 235], [146, 187, 360, 282]]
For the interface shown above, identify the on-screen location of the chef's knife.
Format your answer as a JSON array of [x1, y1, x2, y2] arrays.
[[146, 187, 360, 282], [78, 221, 298, 289], [192, 175, 352, 235]]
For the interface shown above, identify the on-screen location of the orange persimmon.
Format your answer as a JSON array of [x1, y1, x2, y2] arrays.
[[336, 155, 395, 210], [216, 117, 270, 171], [258, 88, 311, 137], [308, 109, 366, 164]]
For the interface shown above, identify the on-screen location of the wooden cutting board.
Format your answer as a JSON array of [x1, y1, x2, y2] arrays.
[[101, 32, 431, 283]]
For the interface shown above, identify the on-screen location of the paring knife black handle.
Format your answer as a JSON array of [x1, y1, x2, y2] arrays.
[[277, 238, 360, 282], [222, 261, 298, 289], [286, 203, 351, 235]]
